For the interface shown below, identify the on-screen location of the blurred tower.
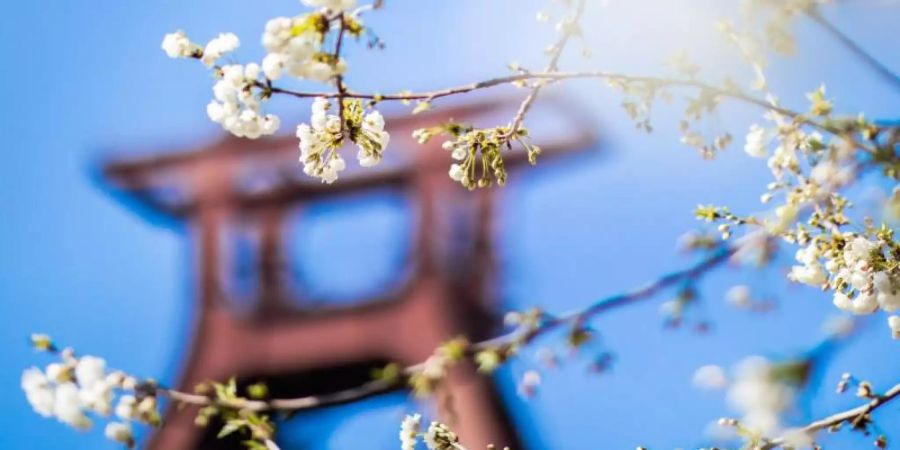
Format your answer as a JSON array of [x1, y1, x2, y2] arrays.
[[99, 97, 595, 449]]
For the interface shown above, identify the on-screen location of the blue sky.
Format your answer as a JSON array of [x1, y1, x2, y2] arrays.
[[0, 1, 897, 449]]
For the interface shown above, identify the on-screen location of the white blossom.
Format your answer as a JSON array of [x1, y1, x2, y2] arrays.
[[75, 356, 106, 388], [874, 271, 900, 312], [54, 382, 92, 430], [788, 244, 826, 286], [115, 395, 137, 420], [22, 354, 125, 431], [399, 413, 421, 450], [421, 355, 446, 380], [423, 421, 458, 450], [302, 0, 357, 12], [726, 285, 752, 307], [296, 97, 389, 183], [207, 64, 280, 139], [201, 33, 240, 67], [79, 380, 114, 415], [693, 364, 728, 390], [260, 15, 343, 82], [161, 31, 199, 58], [725, 356, 794, 436], [22, 368, 54, 417], [449, 164, 465, 182], [809, 159, 853, 194], [104, 422, 133, 446], [518, 370, 542, 397], [764, 203, 798, 235], [357, 110, 390, 167], [744, 124, 769, 158]]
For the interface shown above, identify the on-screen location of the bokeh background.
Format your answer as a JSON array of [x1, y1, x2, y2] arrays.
[[1, 0, 898, 449]]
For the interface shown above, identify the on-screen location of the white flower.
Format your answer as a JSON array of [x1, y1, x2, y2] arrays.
[[161, 31, 198, 58], [261, 53, 287, 80], [399, 413, 421, 450], [449, 164, 465, 182], [423, 421, 458, 450], [261, 15, 336, 82], [518, 370, 542, 397], [451, 147, 467, 161], [852, 292, 878, 315], [54, 382, 92, 430], [789, 263, 826, 286], [45, 363, 68, 383], [788, 244, 826, 286], [356, 110, 389, 167], [725, 356, 794, 436], [311, 97, 330, 130], [744, 124, 769, 158], [22, 368, 54, 417], [207, 64, 280, 139], [244, 63, 261, 81], [302, 0, 357, 12], [421, 355, 446, 380], [809, 160, 852, 193], [104, 422, 133, 445], [889, 315, 900, 339], [79, 380, 113, 415], [844, 236, 878, 266], [75, 356, 106, 388], [833, 291, 853, 312], [304, 60, 339, 82], [874, 271, 900, 312], [765, 203, 798, 235], [115, 395, 137, 420], [693, 364, 728, 390], [202, 33, 240, 66], [296, 98, 388, 182], [726, 285, 752, 307]]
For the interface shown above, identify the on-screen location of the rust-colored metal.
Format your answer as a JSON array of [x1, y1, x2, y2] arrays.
[[99, 96, 596, 449]]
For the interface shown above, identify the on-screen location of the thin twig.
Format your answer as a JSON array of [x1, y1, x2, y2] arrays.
[[159, 246, 735, 412], [333, 13, 348, 133], [263, 69, 880, 153], [762, 382, 900, 449], [507, 0, 586, 137], [804, 8, 900, 91]]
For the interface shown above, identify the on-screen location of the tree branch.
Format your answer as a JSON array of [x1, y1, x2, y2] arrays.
[[261, 69, 884, 155], [804, 8, 900, 91], [762, 382, 900, 449], [333, 12, 348, 132], [506, 0, 586, 137], [159, 246, 735, 413]]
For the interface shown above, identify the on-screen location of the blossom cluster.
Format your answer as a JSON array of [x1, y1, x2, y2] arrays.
[[694, 356, 802, 439], [21, 336, 159, 448], [162, 1, 379, 184], [261, 13, 342, 82], [296, 97, 389, 183], [413, 123, 541, 190], [208, 64, 281, 139], [162, 30, 281, 139], [690, 82, 900, 337], [788, 234, 900, 335], [398, 414, 463, 450]]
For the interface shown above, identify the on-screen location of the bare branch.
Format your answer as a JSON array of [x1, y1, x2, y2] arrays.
[[762, 382, 900, 449], [804, 7, 900, 91], [159, 246, 736, 413]]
